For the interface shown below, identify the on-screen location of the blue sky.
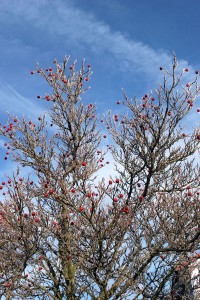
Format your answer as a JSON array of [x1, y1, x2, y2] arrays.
[[0, 0, 200, 178], [1, 0, 200, 107]]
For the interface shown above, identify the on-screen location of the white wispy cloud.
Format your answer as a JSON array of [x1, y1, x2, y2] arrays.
[[0, 82, 44, 117], [0, 0, 195, 82]]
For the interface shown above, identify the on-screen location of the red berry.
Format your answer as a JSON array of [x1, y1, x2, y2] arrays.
[[195, 70, 199, 74], [45, 95, 50, 101], [49, 189, 54, 195], [35, 217, 39, 223], [82, 161, 86, 167], [103, 135, 106, 138], [31, 211, 36, 216], [123, 206, 129, 213], [109, 180, 112, 185], [37, 96, 41, 99], [5, 283, 10, 287], [30, 71, 34, 75], [85, 77, 89, 81], [53, 221, 57, 226], [185, 68, 188, 72], [159, 67, 163, 70], [113, 198, 118, 203], [71, 188, 75, 193], [115, 179, 120, 183], [8, 180, 11, 184], [38, 267, 43, 271], [44, 193, 48, 197], [79, 206, 84, 212], [0, 186, 3, 190], [117, 101, 121, 105], [182, 133, 186, 137], [119, 194, 123, 198]]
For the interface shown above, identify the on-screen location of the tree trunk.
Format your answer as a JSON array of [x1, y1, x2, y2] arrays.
[[59, 204, 76, 299]]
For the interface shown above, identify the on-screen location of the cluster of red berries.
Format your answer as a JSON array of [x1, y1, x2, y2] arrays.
[[114, 114, 119, 122], [2, 142, 11, 160], [44, 189, 54, 197], [4, 123, 13, 133], [187, 100, 193, 107]]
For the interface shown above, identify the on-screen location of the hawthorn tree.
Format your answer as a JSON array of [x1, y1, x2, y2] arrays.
[[0, 55, 199, 300]]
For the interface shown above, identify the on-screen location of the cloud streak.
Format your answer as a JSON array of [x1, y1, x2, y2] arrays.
[[0, 0, 195, 82], [0, 83, 44, 117]]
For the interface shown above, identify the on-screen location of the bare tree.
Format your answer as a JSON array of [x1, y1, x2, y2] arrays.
[[0, 55, 199, 299]]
